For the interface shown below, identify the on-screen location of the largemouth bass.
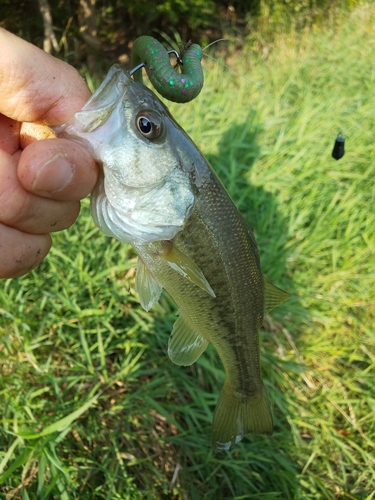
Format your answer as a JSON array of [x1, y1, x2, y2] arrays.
[[55, 65, 289, 451]]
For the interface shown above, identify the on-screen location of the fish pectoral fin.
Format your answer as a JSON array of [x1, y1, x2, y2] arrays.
[[168, 313, 209, 366], [263, 277, 290, 314], [160, 242, 216, 298], [135, 257, 163, 311], [212, 383, 273, 452]]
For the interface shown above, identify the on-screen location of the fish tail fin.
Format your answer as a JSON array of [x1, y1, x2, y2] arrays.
[[211, 383, 273, 451]]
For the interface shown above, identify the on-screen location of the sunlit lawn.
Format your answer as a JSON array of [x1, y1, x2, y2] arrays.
[[1, 4, 375, 499]]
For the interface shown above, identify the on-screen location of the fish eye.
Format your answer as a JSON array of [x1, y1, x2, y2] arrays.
[[136, 111, 163, 140]]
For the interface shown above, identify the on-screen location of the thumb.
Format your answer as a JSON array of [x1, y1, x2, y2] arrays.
[[18, 136, 98, 201]]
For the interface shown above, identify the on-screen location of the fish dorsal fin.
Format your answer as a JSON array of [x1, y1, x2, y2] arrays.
[[160, 242, 216, 298], [168, 313, 209, 366], [263, 277, 290, 314], [135, 257, 163, 311]]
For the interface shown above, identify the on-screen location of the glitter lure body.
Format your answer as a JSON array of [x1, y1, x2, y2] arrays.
[[131, 36, 204, 103]]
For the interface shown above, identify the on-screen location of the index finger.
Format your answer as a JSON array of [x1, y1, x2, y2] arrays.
[[0, 28, 91, 125]]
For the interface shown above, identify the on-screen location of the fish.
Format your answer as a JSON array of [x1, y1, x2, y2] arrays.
[[55, 64, 289, 451]]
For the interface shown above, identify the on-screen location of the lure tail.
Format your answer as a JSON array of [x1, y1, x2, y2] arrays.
[[211, 383, 273, 451]]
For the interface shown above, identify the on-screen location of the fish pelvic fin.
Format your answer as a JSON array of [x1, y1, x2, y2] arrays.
[[263, 277, 290, 315], [211, 383, 273, 452], [168, 313, 209, 366], [135, 257, 162, 311]]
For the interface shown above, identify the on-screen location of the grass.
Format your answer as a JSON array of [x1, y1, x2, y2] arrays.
[[1, 3, 375, 499]]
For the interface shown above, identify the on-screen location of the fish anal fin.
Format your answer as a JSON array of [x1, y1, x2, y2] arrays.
[[168, 313, 208, 366], [263, 277, 290, 315], [160, 241, 216, 298], [135, 257, 162, 311], [212, 383, 273, 452]]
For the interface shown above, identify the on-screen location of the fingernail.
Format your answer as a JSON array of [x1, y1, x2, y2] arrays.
[[33, 154, 74, 193]]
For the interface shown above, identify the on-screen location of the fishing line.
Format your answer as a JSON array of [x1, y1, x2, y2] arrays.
[[201, 39, 350, 160]]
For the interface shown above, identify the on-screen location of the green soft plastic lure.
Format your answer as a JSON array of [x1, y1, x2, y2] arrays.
[[131, 36, 204, 103]]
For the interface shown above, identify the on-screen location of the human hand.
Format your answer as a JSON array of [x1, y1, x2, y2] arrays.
[[0, 28, 98, 279]]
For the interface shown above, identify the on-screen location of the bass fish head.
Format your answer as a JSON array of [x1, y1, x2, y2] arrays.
[[55, 65, 203, 244]]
